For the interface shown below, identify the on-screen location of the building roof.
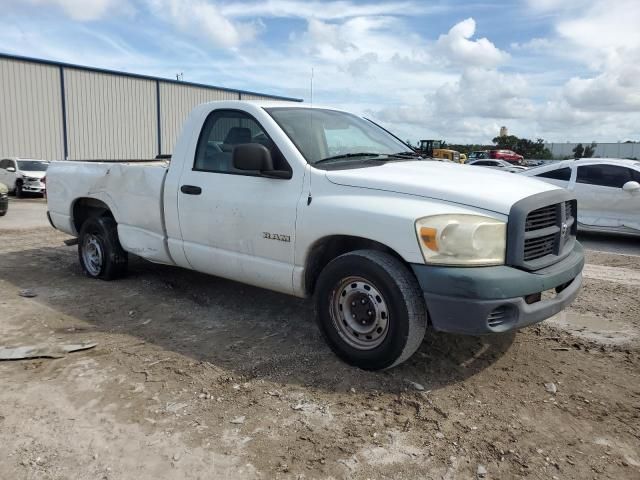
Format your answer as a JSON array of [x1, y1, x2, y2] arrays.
[[0, 52, 302, 103]]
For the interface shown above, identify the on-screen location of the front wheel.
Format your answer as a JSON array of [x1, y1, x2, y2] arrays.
[[315, 250, 427, 370], [78, 216, 128, 280], [15, 183, 23, 198]]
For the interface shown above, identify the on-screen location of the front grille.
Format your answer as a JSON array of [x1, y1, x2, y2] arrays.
[[525, 204, 557, 232], [565, 201, 573, 219], [524, 232, 556, 261], [506, 192, 577, 271]]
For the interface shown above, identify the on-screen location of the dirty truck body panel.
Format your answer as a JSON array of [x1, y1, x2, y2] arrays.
[[46, 100, 584, 368], [47, 161, 170, 264]]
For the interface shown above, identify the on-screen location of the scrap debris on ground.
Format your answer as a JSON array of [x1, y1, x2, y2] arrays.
[[0, 228, 639, 479], [0, 342, 96, 360]]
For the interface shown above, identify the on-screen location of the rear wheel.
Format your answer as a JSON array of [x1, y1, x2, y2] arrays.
[[78, 216, 128, 280], [315, 250, 427, 370]]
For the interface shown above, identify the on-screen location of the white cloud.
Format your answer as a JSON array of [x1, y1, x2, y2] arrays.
[[25, 0, 133, 21], [433, 68, 533, 118], [220, 0, 435, 20], [539, 1, 640, 115], [368, 67, 535, 143], [563, 66, 640, 112], [145, 0, 262, 48], [436, 18, 508, 68], [510, 37, 553, 52]]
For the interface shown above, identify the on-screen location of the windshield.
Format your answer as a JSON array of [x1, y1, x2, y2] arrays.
[[266, 108, 409, 165], [17, 160, 49, 172]]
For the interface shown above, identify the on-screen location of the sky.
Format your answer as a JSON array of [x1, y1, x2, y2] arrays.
[[2, 0, 640, 144]]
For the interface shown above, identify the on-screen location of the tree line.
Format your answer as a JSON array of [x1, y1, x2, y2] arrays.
[[405, 136, 601, 160], [408, 135, 555, 159]]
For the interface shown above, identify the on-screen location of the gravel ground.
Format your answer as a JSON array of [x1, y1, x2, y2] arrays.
[[0, 228, 638, 480]]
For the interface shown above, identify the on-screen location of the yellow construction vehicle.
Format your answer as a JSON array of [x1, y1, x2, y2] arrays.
[[418, 140, 462, 163]]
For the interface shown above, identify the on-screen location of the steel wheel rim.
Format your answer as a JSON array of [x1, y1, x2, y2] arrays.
[[330, 276, 389, 350], [82, 234, 103, 276]]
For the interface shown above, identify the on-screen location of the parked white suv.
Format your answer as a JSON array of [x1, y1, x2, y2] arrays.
[[46, 101, 584, 369], [0, 158, 50, 197]]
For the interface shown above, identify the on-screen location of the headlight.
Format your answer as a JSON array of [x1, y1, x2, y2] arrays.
[[415, 214, 506, 266]]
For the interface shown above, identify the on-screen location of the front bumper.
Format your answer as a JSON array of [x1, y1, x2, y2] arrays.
[[411, 243, 585, 335], [22, 181, 45, 193]]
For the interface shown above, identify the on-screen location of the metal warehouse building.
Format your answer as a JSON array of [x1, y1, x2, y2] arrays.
[[545, 142, 640, 160], [0, 53, 301, 161]]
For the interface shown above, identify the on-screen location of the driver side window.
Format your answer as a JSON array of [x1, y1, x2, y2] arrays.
[[194, 110, 290, 175]]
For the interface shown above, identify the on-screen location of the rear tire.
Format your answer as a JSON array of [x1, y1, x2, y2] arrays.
[[315, 250, 427, 370], [78, 216, 128, 280]]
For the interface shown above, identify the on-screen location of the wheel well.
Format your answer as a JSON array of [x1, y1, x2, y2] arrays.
[[72, 198, 114, 234], [304, 235, 409, 296]]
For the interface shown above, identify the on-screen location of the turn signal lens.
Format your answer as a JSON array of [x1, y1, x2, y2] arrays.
[[419, 227, 438, 251]]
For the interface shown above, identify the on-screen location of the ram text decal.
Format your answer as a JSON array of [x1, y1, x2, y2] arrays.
[[262, 232, 291, 243]]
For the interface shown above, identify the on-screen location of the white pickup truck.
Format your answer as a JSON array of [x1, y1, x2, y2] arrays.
[[47, 101, 584, 370]]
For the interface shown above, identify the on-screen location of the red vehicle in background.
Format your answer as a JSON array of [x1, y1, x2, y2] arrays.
[[489, 149, 524, 164]]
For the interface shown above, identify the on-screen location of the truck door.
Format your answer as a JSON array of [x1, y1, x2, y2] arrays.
[[574, 163, 637, 228], [176, 109, 304, 295]]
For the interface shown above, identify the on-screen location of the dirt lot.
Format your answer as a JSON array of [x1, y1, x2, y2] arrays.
[[1, 226, 639, 480]]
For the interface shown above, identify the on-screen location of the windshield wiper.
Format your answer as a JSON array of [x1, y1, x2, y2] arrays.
[[388, 151, 423, 158], [315, 152, 384, 164]]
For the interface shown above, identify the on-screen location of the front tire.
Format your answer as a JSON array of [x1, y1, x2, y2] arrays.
[[15, 183, 23, 198], [315, 250, 427, 370], [78, 216, 128, 280]]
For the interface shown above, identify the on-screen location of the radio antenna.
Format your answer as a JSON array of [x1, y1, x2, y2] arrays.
[[307, 66, 315, 206], [310, 67, 314, 107]]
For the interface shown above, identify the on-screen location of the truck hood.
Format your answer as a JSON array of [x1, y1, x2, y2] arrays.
[[325, 160, 559, 215]]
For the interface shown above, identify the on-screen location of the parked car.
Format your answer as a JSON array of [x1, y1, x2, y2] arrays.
[[524, 159, 548, 168], [521, 159, 640, 236], [467, 151, 489, 161], [468, 159, 527, 171], [0, 182, 8, 216], [46, 101, 584, 370], [489, 149, 524, 164], [0, 158, 50, 197]]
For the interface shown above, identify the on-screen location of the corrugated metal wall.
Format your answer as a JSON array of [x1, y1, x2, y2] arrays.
[[0, 58, 64, 159], [546, 143, 640, 160], [159, 82, 238, 154], [64, 69, 157, 160], [0, 54, 301, 161]]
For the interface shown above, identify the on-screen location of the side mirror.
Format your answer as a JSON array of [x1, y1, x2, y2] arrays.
[[622, 180, 640, 193], [233, 143, 290, 179], [6, 167, 16, 172], [233, 143, 273, 171]]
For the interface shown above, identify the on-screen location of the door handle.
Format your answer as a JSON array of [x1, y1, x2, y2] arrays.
[[180, 185, 202, 195]]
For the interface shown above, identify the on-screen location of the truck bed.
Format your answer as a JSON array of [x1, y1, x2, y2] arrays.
[[47, 160, 172, 264]]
